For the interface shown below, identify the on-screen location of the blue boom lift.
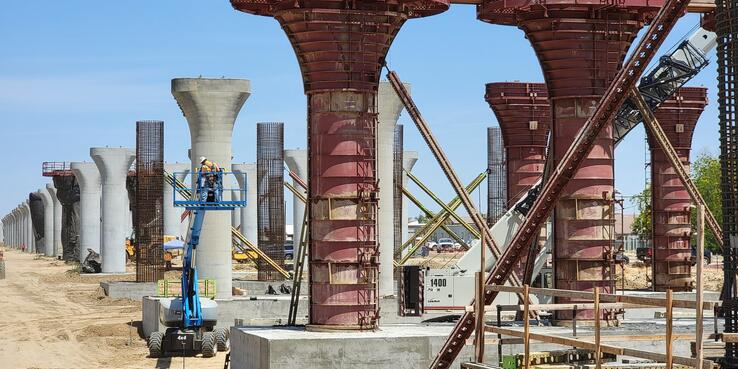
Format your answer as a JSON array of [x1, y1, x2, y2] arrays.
[[148, 170, 245, 358]]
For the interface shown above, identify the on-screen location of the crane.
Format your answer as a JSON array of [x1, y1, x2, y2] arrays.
[[148, 170, 245, 358]]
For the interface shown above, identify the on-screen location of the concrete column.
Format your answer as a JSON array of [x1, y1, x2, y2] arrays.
[[0, 217, 4, 246], [45, 183, 63, 257], [377, 81, 409, 297], [164, 163, 189, 238], [401, 151, 419, 247], [173, 78, 251, 299], [91, 147, 136, 274], [35, 188, 55, 257], [283, 150, 307, 255], [231, 187, 241, 232], [71, 162, 102, 262], [22, 201, 33, 253], [232, 163, 258, 246]]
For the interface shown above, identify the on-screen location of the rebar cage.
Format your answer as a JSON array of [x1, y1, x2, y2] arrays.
[[257, 122, 286, 281], [393, 124, 404, 259], [135, 120, 165, 282]]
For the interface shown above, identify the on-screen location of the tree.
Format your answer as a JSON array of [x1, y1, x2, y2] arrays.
[[631, 185, 652, 240], [630, 151, 722, 252], [691, 152, 722, 252]]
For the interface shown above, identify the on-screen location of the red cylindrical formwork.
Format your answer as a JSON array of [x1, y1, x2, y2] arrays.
[[485, 82, 550, 206], [648, 87, 707, 292], [479, 2, 663, 321], [231, 0, 448, 330], [485, 82, 551, 281]]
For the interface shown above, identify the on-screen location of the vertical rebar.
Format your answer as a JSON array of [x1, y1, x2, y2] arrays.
[[257, 122, 286, 281], [487, 126, 506, 226], [717, 0, 738, 365], [393, 124, 404, 258], [135, 120, 165, 282]]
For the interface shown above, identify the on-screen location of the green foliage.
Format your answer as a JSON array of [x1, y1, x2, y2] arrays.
[[691, 152, 722, 253], [631, 185, 652, 240]]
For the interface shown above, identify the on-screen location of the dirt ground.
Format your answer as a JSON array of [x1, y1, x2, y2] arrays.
[[0, 249, 227, 369]]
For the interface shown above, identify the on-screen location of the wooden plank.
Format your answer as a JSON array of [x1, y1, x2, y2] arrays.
[[491, 302, 643, 312], [722, 333, 738, 343], [525, 284, 531, 369], [484, 325, 714, 369], [486, 285, 718, 310], [696, 205, 705, 369], [595, 288, 601, 369], [666, 290, 673, 369]]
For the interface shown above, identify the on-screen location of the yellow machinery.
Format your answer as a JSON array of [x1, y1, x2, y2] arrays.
[[126, 235, 180, 269]]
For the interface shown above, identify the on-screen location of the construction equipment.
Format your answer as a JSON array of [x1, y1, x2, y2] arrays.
[[125, 234, 180, 270], [148, 171, 245, 358], [164, 171, 291, 279], [394, 22, 720, 317]]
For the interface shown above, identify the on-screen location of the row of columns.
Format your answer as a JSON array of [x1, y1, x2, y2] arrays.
[[3, 78, 416, 306]]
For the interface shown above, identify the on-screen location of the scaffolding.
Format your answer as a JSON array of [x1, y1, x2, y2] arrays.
[[394, 124, 404, 259], [488, 126, 506, 226], [257, 122, 286, 281], [717, 0, 738, 365], [134, 120, 165, 283]]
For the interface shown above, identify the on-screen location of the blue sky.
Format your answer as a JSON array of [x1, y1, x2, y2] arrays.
[[0, 1, 719, 222]]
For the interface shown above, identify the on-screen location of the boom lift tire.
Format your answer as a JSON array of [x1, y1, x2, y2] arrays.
[[148, 332, 164, 358], [215, 327, 229, 351], [201, 331, 217, 358]]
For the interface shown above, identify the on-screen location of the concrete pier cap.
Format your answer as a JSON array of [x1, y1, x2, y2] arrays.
[[45, 183, 63, 257], [71, 162, 102, 262], [35, 188, 55, 257], [91, 147, 136, 274], [232, 163, 258, 247], [163, 163, 190, 238], [283, 150, 307, 266], [378, 81, 410, 297], [172, 77, 251, 299]]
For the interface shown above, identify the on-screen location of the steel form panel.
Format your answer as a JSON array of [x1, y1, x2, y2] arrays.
[[647, 87, 706, 292], [231, 0, 450, 331]]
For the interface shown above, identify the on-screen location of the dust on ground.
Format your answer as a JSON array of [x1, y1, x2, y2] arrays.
[[615, 253, 723, 291], [0, 249, 227, 369]]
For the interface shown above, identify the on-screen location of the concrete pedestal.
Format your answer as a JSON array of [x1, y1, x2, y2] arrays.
[[229, 325, 496, 369], [91, 147, 136, 273], [45, 183, 63, 257], [71, 162, 102, 262]]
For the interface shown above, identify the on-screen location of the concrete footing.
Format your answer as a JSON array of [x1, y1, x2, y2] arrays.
[[229, 324, 496, 369]]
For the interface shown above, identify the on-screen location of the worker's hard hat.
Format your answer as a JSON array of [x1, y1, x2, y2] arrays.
[[199, 156, 207, 164]]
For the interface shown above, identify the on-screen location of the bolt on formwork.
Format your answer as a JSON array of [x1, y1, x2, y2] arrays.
[[257, 122, 286, 281], [647, 87, 707, 292], [393, 124, 404, 260], [487, 127, 506, 226], [716, 0, 738, 365], [231, 0, 449, 330], [135, 121, 165, 283], [478, 0, 664, 323]]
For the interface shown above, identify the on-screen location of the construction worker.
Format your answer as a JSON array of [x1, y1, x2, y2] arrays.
[[198, 156, 222, 202]]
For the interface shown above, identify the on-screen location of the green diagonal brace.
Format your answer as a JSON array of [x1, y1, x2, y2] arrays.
[[397, 171, 487, 265], [405, 170, 481, 239], [402, 188, 470, 250]]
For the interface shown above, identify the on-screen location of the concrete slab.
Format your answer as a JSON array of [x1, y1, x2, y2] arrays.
[[229, 324, 499, 369], [100, 281, 156, 299], [142, 295, 310, 338]]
